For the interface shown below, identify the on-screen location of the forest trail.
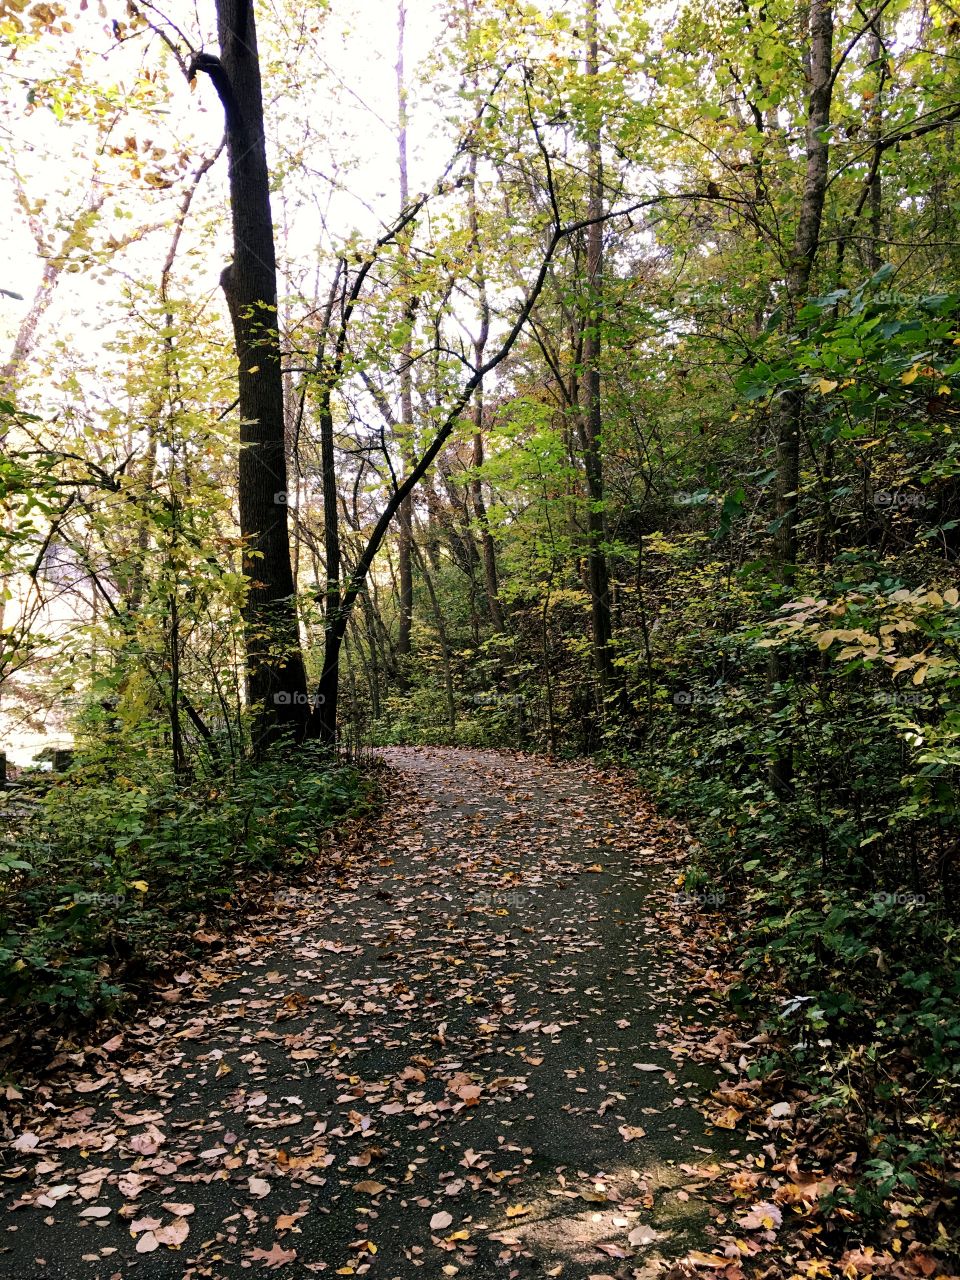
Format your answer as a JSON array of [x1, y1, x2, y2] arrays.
[[1, 748, 737, 1279]]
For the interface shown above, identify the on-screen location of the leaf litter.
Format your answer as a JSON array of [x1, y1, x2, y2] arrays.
[[1, 747, 953, 1278]]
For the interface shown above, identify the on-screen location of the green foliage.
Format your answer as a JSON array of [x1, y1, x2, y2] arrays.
[[0, 743, 371, 1020]]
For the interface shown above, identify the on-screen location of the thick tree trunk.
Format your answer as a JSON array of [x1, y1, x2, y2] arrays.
[[192, 0, 310, 750]]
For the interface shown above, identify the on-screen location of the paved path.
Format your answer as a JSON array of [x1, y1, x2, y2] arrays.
[[1, 748, 732, 1278]]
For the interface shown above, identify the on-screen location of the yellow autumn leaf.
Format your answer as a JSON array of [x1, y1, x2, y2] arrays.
[[129, 880, 148, 892], [506, 1204, 530, 1218], [901, 365, 920, 385], [945, 588, 959, 606], [816, 378, 838, 394], [713, 1106, 743, 1129]]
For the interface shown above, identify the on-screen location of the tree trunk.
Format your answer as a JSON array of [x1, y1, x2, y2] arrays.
[[580, 0, 617, 698], [773, 0, 833, 587], [395, 0, 414, 664], [192, 0, 309, 751], [769, 0, 833, 795]]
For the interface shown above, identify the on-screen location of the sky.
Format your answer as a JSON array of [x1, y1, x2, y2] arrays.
[[0, 0, 449, 364]]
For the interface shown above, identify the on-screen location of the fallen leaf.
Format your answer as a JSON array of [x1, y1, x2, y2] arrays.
[[618, 1124, 646, 1142], [155, 1217, 189, 1246], [249, 1243, 298, 1269]]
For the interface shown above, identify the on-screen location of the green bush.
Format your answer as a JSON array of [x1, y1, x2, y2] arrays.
[[0, 743, 372, 1021]]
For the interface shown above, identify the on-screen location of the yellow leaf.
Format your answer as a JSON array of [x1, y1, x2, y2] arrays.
[[247, 365, 260, 373], [506, 1204, 530, 1218], [901, 365, 920, 385], [816, 378, 838, 394], [945, 588, 959, 606], [129, 880, 148, 893]]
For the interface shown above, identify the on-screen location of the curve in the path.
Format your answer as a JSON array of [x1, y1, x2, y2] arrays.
[[1, 747, 733, 1280]]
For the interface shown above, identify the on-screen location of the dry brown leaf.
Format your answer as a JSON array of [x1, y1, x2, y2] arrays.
[[249, 1243, 298, 1268]]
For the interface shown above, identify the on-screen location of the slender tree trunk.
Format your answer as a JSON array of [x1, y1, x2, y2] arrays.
[[580, 0, 617, 698], [867, 24, 884, 273], [395, 0, 414, 664], [769, 0, 833, 794], [773, 0, 833, 586], [411, 537, 456, 736], [316, 382, 341, 740], [191, 0, 309, 751]]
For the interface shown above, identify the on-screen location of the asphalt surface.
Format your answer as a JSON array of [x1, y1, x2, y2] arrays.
[[1, 747, 733, 1279]]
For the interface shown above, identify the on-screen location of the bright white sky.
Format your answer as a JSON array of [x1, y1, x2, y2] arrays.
[[0, 0, 449, 363]]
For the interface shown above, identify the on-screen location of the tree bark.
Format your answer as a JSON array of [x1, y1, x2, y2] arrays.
[[191, 1, 310, 750], [395, 0, 415, 664], [580, 0, 618, 698], [769, 0, 834, 795], [773, 0, 834, 587]]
